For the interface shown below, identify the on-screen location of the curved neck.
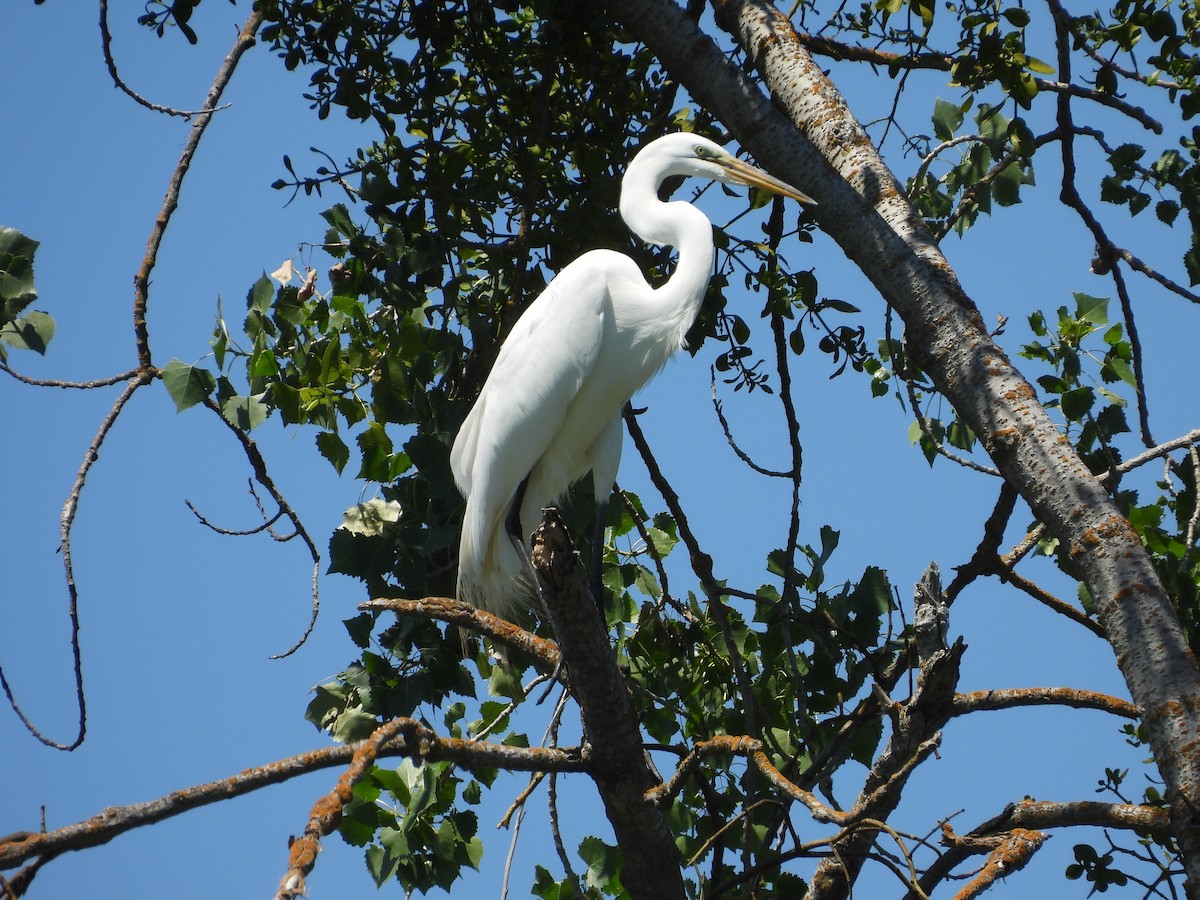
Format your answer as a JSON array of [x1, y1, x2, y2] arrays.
[[619, 165, 715, 335]]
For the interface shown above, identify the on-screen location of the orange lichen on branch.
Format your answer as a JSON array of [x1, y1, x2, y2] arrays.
[[360, 596, 561, 671], [274, 719, 405, 900], [946, 826, 1046, 900]]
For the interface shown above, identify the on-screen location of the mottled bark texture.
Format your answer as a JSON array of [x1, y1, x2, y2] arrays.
[[603, 0, 1200, 893]]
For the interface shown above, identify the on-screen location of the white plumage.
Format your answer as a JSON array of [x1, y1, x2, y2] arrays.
[[451, 132, 813, 616]]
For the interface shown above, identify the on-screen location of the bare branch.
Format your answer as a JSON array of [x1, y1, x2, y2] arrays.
[[798, 31, 1162, 134], [0, 719, 584, 870], [710, 369, 793, 478], [98, 0, 223, 119], [944, 826, 1047, 900], [0, 362, 141, 389], [200, 397, 320, 659], [646, 734, 848, 825], [994, 562, 1107, 637], [951, 686, 1139, 719], [908, 799, 1172, 898], [131, 9, 265, 369], [360, 596, 561, 672], [0, 373, 148, 750]]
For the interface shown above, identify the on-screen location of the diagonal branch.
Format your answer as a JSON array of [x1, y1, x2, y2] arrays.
[[200, 397, 320, 658], [275, 719, 405, 899], [360, 596, 561, 671], [597, 1, 1200, 887], [131, 9, 265, 370]]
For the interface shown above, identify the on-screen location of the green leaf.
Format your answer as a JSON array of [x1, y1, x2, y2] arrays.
[[1061, 386, 1095, 421], [0, 227, 39, 314], [0, 310, 55, 354], [317, 431, 351, 474], [221, 392, 269, 431], [1104, 357, 1138, 389], [161, 359, 217, 412], [247, 273, 274, 313], [578, 836, 622, 891], [1073, 293, 1109, 326], [932, 97, 966, 141]]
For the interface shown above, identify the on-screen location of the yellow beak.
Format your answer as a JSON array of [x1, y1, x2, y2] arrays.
[[721, 155, 816, 205]]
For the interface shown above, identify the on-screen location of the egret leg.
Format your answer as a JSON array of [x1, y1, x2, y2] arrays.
[[506, 475, 530, 547]]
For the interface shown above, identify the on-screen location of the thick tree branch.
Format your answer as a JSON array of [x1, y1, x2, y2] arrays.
[[529, 510, 685, 898], [596, 2, 1200, 890], [950, 687, 1140, 719]]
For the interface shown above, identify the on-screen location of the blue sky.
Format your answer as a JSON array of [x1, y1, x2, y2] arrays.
[[2, 3, 1192, 898]]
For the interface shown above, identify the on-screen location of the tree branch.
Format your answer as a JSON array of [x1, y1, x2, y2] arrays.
[[275, 719, 405, 899], [951, 686, 1139, 719], [907, 798, 1172, 899], [359, 596, 561, 672], [0, 719, 583, 871], [529, 510, 685, 898]]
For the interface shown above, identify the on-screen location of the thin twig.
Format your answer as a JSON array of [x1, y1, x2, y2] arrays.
[[99, 0, 224, 119], [710, 369, 792, 477], [0, 373, 147, 750], [0, 362, 141, 389], [200, 397, 320, 659], [995, 562, 1107, 637], [131, 9, 265, 370], [904, 374, 1000, 475]]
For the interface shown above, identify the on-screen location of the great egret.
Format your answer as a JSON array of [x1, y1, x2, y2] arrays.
[[451, 132, 814, 617]]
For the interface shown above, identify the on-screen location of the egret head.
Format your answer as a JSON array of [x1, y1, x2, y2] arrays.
[[633, 132, 816, 206]]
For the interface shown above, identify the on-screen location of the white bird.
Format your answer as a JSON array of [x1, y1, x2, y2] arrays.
[[451, 132, 814, 618]]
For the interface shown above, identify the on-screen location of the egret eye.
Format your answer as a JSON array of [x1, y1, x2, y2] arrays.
[[693, 144, 716, 160]]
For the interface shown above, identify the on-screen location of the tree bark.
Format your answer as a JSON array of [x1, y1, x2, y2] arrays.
[[601, 0, 1200, 893], [530, 510, 685, 899]]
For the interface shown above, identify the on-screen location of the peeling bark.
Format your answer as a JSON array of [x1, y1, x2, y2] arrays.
[[601, 0, 1200, 892]]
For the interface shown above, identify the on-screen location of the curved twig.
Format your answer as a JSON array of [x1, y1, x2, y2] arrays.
[[200, 397, 319, 659], [903, 374, 1000, 476], [98, 0, 225, 119], [710, 369, 793, 477], [185, 495, 287, 536], [0, 373, 147, 750]]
